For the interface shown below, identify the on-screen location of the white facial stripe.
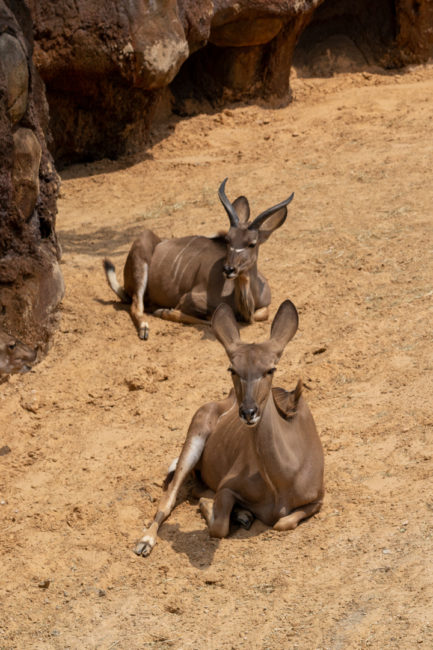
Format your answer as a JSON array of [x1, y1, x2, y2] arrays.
[[229, 246, 245, 253]]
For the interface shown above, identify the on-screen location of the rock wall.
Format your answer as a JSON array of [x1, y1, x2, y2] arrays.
[[28, 0, 433, 166], [396, 0, 433, 63], [0, 0, 64, 352], [28, 0, 323, 165]]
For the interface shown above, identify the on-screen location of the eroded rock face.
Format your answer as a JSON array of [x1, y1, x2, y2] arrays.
[[28, 0, 191, 165], [0, 30, 28, 123], [396, 0, 433, 63], [26, 0, 433, 165], [0, 0, 63, 354], [29, 0, 323, 164]]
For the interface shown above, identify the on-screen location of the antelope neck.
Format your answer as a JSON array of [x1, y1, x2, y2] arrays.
[[233, 264, 259, 321], [251, 394, 286, 490]]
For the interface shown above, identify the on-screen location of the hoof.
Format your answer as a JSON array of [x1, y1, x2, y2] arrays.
[[139, 324, 149, 340], [233, 508, 254, 530], [134, 539, 153, 557]]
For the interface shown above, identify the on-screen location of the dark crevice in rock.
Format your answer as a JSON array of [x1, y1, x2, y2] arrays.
[[293, 0, 398, 76]]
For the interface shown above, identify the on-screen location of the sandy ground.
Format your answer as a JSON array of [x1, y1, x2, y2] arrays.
[[1, 61, 433, 649]]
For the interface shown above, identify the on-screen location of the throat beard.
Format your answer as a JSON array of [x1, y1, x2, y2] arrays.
[[235, 274, 255, 323]]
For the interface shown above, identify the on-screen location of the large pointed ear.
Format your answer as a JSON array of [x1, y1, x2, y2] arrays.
[[249, 192, 294, 243], [212, 303, 240, 356], [269, 300, 298, 360], [232, 196, 250, 223], [257, 207, 287, 243]]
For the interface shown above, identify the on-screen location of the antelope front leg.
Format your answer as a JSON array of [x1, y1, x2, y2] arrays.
[[129, 262, 149, 340], [131, 294, 149, 340], [134, 435, 206, 557], [199, 488, 236, 538], [134, 400, 226, 557]]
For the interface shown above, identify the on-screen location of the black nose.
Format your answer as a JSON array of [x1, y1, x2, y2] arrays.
[[223, 265, 235, 277], [240, 406, 258, 424]]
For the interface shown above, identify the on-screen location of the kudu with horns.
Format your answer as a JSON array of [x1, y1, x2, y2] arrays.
[[134, 300, 324, 557], [103, 179, 294, 339]]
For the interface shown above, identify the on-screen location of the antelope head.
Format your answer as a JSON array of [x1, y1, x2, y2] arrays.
[[218, 178, 294, 280], [212, 300, 299, 426], [0, 330, 37, 375]]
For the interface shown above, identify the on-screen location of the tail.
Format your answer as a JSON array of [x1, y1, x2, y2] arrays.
[[103, 258, 130, 303], [163, 457, 178, 490]]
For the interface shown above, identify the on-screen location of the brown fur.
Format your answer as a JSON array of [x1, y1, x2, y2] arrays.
[[134, 300, 324, 557], [103, 180, 294, 338]]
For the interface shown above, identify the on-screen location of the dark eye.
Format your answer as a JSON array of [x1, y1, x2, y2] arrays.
[[248, 242, 256, 248], [8, 342, 16, 351], [267, 367, 276, 376]]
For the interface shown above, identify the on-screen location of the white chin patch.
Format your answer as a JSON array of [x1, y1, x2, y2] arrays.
[[241, 415, 260, 426]]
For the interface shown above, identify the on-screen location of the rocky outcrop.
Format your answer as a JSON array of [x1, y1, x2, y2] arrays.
[[28, 0, 433, 165], [0, 0, 64, 353], [396, 0, 433, 63], [28, 0, 323, 165], [28, 0, 193, 165]]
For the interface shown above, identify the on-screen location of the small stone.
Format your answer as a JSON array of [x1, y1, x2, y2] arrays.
[[125, 375, 145, 391], [0, 445, 11, 456], [98, 589, 106, 597], [38, 579, 50, 589], [20, 390, 41, 413]]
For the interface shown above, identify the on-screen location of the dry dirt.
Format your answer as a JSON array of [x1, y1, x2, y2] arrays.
[[1, 60, 433, 649]]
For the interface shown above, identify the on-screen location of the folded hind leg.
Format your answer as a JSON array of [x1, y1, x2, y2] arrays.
[[273, 499, 322, 531], [153, 289, 210, 327], [152, 308, 209, 326]]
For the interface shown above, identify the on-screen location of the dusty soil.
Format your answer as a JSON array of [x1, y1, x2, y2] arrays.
[[1, 60, 433, 649]]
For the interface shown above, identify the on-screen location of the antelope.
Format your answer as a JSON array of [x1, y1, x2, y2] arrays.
[[0, 329, 37, 375], [134, 299, 324, 557], [103, 179, 294, 339]]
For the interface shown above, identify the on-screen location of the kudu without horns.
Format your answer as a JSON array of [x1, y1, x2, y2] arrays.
[[135, 299, 324, 557], [0, 329, 37, 376], [103, 179, 294, 339]]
